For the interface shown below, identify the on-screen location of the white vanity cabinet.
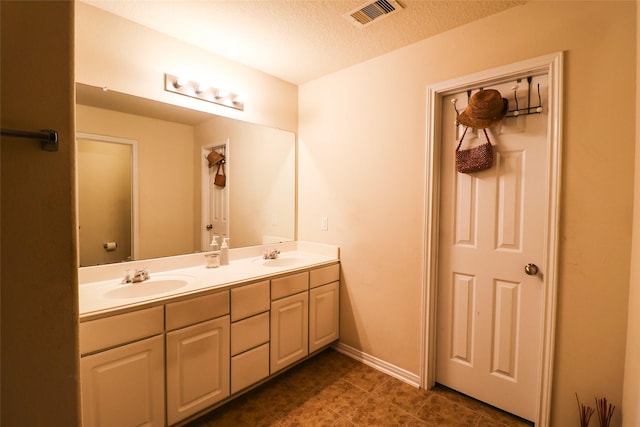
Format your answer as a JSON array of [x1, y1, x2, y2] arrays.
[[270, 272, 309, 373], [309, 264, 340, 353], [165, 291, 230, 426], [230, 280, 270, 393], [79, 256, 340, 427], [80, 306, 165, 427]]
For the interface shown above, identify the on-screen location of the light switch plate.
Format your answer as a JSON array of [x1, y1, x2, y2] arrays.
[[320, 216, 328, 231]]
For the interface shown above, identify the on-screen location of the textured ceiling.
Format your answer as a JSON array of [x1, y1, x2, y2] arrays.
[[81, 0, 525, 85]]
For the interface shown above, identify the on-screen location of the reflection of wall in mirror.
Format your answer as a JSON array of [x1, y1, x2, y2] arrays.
[[77, 103, 296, 265], [195, 116, 296, 248], [77, 104, 195, 261], [77, 138, 132, 266]]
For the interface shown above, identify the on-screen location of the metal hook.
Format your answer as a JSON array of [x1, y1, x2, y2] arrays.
[[451, 98, 460, 116], [527, 76, 533, 113], [536, 83, 543, 113], [511, 85, 520, 116]]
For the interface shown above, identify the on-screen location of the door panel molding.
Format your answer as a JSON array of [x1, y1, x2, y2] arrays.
[[422, 52, 563, 426]]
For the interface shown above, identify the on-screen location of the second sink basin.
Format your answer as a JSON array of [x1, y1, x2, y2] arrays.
[[105, 276, 190, 299], [261, 257, 302, 267]]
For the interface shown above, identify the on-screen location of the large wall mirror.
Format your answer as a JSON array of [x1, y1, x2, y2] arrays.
[[76, 83, 295, 267]]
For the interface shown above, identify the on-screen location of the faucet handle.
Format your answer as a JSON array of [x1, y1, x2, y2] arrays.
[[122, 269, 133, 284]]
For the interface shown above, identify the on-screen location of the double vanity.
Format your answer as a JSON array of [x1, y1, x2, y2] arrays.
[[78, 242, 340, 426]]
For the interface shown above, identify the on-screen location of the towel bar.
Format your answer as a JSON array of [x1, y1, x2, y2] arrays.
[[1, 128, 59, 151]]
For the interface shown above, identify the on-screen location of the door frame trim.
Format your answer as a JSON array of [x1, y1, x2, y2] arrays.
[[200, 139, 230, 251], [77, 132, 140, 262], [421, 52, 563, 426]]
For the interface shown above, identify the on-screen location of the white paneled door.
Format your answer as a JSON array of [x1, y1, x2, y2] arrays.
[[436, 76, 548, 422], [201, 142, 229, 251]]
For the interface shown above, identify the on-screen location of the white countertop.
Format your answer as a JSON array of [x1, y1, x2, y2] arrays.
[[79, 242, 339, 319]]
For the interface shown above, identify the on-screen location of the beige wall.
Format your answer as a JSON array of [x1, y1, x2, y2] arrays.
[[77, 105, 195, 260], [1, 1, 81, 425], [622, 3, 640, 425], [76, 2, 298, 132], [298, 1, 635, 425]]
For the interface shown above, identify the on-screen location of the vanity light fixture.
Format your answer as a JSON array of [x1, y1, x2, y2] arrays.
[[164, 73, 244, 111]]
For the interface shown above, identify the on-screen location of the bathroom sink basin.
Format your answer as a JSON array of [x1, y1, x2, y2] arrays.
[[261, 257, 302, 267], [105, 278, 189, 299]]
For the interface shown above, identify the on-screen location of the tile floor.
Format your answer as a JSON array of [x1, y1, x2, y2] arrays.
[[185, 349, 533, 427]]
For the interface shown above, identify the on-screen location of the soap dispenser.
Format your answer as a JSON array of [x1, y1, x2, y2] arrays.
[[220, 237, 230, 265], [205, 235, 220, 268], [210, 235, 219, 252]]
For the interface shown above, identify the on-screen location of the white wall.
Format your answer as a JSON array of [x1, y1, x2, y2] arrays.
[[298, 2, 635, 425]]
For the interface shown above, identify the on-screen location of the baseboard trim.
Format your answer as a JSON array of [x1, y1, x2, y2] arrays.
[[332, 342, 421, 388]]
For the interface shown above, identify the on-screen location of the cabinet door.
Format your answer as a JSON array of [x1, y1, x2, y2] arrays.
[[270, 292, 308, 373], [81, 335, 164, 427], [309, 281, 340, 353], [166, 316, 230, 425]]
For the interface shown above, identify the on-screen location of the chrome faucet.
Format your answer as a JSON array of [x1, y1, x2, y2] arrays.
[[263, 249, 280, 260], [132, 267, 151, 283]]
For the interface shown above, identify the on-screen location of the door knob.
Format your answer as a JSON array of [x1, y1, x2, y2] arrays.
[[524, 263, 539, 276]]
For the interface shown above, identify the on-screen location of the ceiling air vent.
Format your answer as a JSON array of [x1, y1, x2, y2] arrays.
[[345, 0, 404, 28]]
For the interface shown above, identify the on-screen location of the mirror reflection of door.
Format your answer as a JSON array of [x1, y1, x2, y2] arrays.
[[201, 141, 229, 251], [77, 135, 135, 266]]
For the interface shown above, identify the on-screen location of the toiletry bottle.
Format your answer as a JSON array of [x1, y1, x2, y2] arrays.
[[220, 237, 230, 265], [210, 235, 219, 252], [205, 235, 221, 268]]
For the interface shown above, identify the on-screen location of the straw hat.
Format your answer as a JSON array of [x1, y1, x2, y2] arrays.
[[457, 89, 508, 129], [206, 151, 225, 167]]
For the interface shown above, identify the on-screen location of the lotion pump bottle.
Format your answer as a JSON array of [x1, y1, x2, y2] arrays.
[[205, 235, 220, 268], [220, 237, 230, 265], [210, 235, 219, 252]]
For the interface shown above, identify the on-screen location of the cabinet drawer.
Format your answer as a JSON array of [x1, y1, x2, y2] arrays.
[[231, 343, 269, 394], [271, 271, 309, 300], [231, 312, 269, 356], [231, 281, 270, 321], [80, 306, 164, 355], [310, 264, 340, 289], [166, 290, 229, 331]]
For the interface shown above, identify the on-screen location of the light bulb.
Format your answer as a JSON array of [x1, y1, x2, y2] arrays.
[[174, 76, 189, 88], [195, 82, 209, 94]]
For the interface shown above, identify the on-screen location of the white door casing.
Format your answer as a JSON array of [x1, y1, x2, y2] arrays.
[[201, 140, 229, 251], [76, 132, 139, 264], [422, 53, 563, 426]]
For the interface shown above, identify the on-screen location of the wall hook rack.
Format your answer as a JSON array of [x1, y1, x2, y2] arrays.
[[1, 128, 59, 151], [451, 79, 543, 122]]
